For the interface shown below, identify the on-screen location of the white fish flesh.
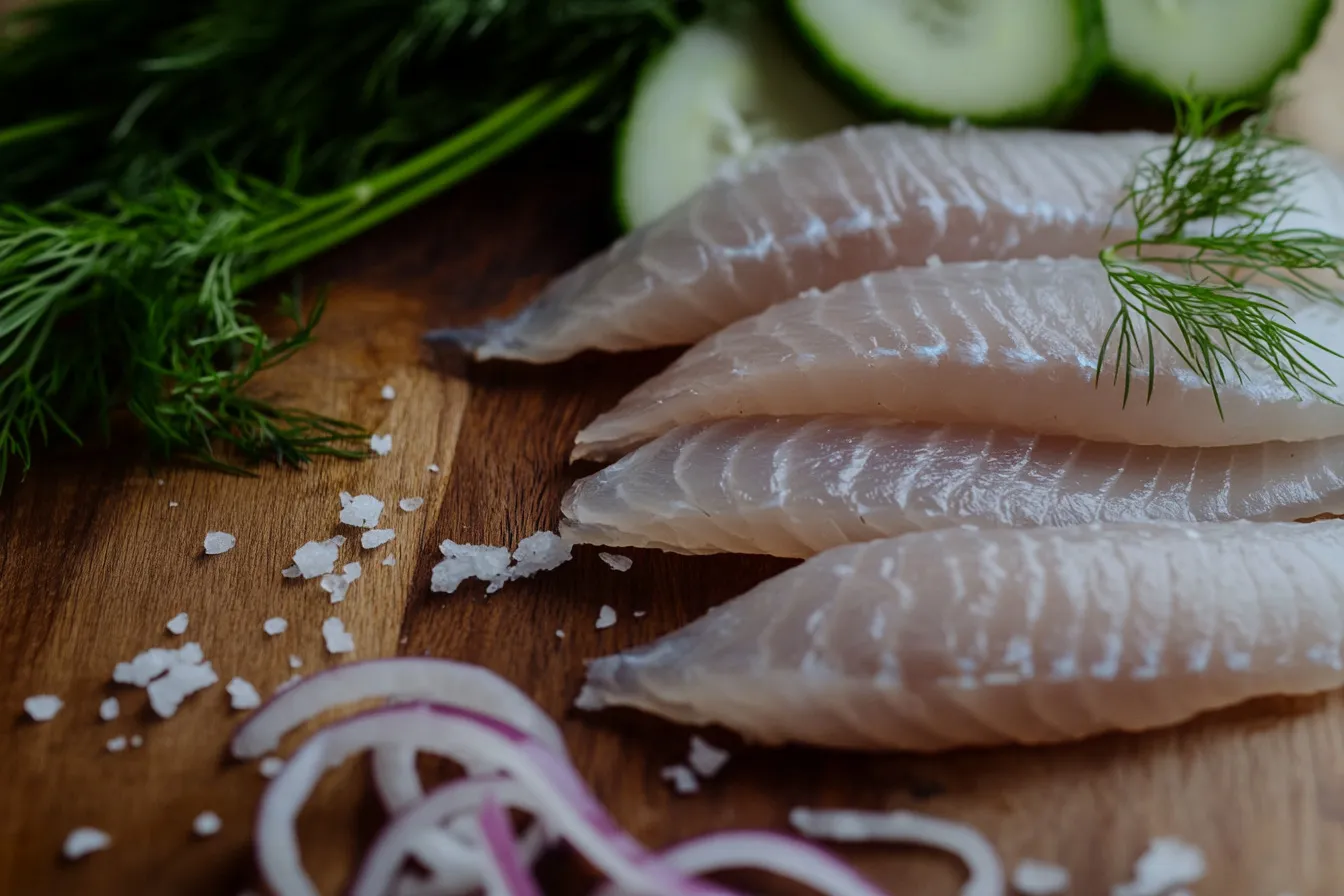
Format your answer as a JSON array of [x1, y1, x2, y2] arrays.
[[576, 520, 1344, 751], [428, 125, 1166, 362], [561, 416, 1344, 557], [572, 256, 1344, 460]]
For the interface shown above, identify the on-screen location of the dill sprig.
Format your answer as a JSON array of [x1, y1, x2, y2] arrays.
[[1098, 95, 1344, 412]]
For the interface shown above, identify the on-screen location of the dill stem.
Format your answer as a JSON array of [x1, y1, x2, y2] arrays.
[[0, 110, 93, 148]]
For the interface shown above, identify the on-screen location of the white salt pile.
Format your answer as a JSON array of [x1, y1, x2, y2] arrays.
[[430, 540, 511, 595], [62, 827, 111, 861], [1013, 859, 1071, 895], [687, 736, 730, 778], [1112, 838, 1206, 896], [203, 531, 236, 555], [660, 765, 699, 795], [226, 677, 262, 711], [263, 617, 288, 636], [99, 697, 119, 721], [398, 497, 424, 512], [361, 529, 395, 549], [322, 618, 355, 654], [381, 555, 396, 567], [369, 434, 392, 456], [381, 384, 396, 400], [340, 494, 384, 528], [192, 811, 222, 838], [24, 695, 62, 721], [599, 552, 633, 572], [165, 613, 189, 635], [595, 605, 617, 630], [106, 737, 127, 753], [292, 540, 339, 578]]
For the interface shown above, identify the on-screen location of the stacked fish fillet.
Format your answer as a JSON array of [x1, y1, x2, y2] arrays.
[[435, 122, 1344, 752]]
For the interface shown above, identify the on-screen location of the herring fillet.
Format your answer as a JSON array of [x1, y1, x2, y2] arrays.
[[576, 520, 1344, 751], [572, 256, 1344, 460], [427, 125, 1166, 363], [560, 416, 1344, 557]]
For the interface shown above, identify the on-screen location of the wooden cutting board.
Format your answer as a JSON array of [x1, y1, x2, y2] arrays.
[[5, 121, 1344, 896]]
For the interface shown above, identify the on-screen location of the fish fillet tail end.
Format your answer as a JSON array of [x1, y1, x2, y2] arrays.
[[422, 318, 513, 361], [574, 657, 623, 711]]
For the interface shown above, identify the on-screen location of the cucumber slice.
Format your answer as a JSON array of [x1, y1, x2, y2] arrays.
[[784, 0, 1105, 124], [615, 16, 859, 230], [1104, 0, 1332, 100]]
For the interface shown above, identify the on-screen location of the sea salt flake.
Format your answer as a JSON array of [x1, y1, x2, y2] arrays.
[[398, 497, 424, 512], [322, 618, 355, 654], [599, 552, 633, 572], [633, 610, 647, 618], [281, 564, 302, 579], [259, 756, 285, 779], [147, 661, 218, 718], [165, 613, 189, 635], [661, 765, 699, 795], [203, 531, 236, 555], [596, 605, 617, 630], [288, 655, 303, 669], [1013, 858, 1070, 895], [427, 464, 440, 473], [431, 540, 511, 594], [361, 528, 395, 549], [24, 694, 62, 721], [320, 573, 350, 603], [226, 677, 262, 710], [556, 630, 565, 639], [168, 501, 179, 508], [687, 736, 730, 778], [293, 540, 339, 578], [329, 534, 346, 547], [130, 735, 143, 748], [382, 555, 397, 567], [63, 827, 111, 860], [106, 736, 127, 753], [1112, 837, 1206, 896], [192, 811, 222, 837], [509, 531, 574, 580], [369, 433, 393, 456], [339, 491, 354, 507], [99, 697, 119, 721], [343, 561, 362, 582], [381, 384, 396, 400], [264, 617, 288, 636], [340, 494, 385, 528]]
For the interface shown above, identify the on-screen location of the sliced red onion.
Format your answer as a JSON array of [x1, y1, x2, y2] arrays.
[[255, 703, 732, 896], [373, 744, 429, 812], [232, 658, 567, 760], [477, 795, 543, 896]]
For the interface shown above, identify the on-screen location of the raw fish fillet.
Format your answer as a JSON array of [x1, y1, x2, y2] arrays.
[[576, 520, 1344, 750], [573, 257, 1344, 460], [561, 416, 1344, 557], [429, 125, 1165, 362]]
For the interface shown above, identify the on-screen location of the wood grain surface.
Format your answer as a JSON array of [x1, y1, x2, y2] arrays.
[[6, 108, 1344, 896]]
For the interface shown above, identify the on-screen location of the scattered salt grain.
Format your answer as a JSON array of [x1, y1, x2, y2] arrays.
[[398, 497, 424, 512], [264, 617, 288, 636], [599, 552, 632, 572], [288, 655, 302, 669], [157, 479, 165, 486], [147, 660, 219, 718], [343, 561, 362, 582], [322, 617, 355, 654], [633, 610, 647, 618], [203, 531, 236, 555], [1112, 838, 1205, 896], [509, 531, 574, 581], [169, 501, 179, 508], [427, 463, 440, 473], [192, 811, 222, 838], [130, 735, 143, 748], [361, 528, 395, 549], [106, 737, 127, 753], [596, 605, 617, 630], [320, 573, 350, 603], [259, 756, 284, 779], [382, 555, 396, 567], [62, 827, 111, 861], [339, 494, 385, 528], [165, 613, 189, 635], [24, 694, 63, 721], [556, 630, 565, 639], [1013, 859, 1070, 895], [381, 384, 396, 400], [292, 540, 340, 578], [431, 540, 511, 594], [661, 765, 699, 795], [99, 697, 119, 721], [113, 642, 203, 687], [281, 564, 302, 579], [687, 736, 730, 778], [369, 433, 393, 456], [226, 677, 262, 711]]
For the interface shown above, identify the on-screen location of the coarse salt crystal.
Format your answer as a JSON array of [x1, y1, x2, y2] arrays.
[[381, 384, 396, 400], [322, 618, 355, 654], [556, 630, 565, 638], [427, 464, 440, 473], [687, 736, 730, 778], [62, 827, 111, 861], [596, 605, 617, 630], [599, 552, 632, 572], [361, 528, 395, 549], [281, 564, 302, 579], [329, 534, 346, 547], [1013, 859, 1070, 895], [99, 697, 119, 721], [130, 735, 143, 748], [339, 494, 384, 528], [339, 491, 354, 507], [106, 736, 127, 753], [166, 613, 189, 635], [633, 610, 647, 618], [293, 540, 339, 578], [24, 694, 63, 721], [369, 433, 392, 456], [1112, 838, 1206, 896], [509, 531, 573, 581], [431, 540, 511, 594], [398, 497, 424, 512], [320, 573, 350, 604], [203, 531, 236, 555], [226, 677, 262, 711], [192, 811, 222, 838], [147, 661, 218, 718], [343, 561, 362, 581], [259, 756, 285, 778], [661, 765, 699, 795], [264, 617, 288, 636], [168, 501, 179, 508], [382, 555, 396, 567], [112, 642, 203, 687], [288, 655, 303, 669]]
